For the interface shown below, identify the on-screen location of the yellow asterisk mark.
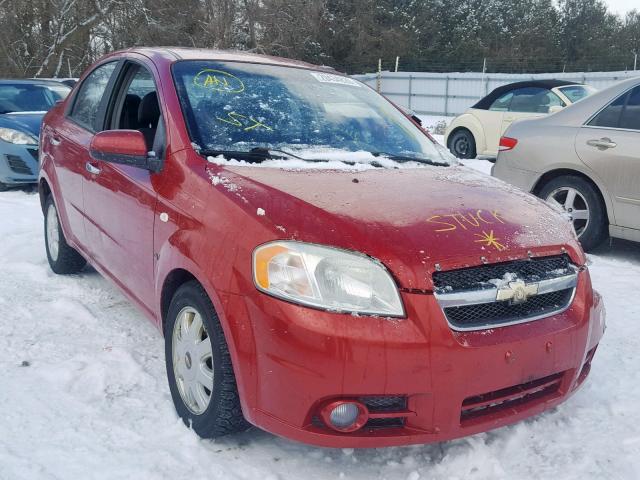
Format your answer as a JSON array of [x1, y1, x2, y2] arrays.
[[474, 230, 506, 251]]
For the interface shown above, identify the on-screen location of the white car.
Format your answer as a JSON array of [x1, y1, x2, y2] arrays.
[[445, 80, 596, 159]]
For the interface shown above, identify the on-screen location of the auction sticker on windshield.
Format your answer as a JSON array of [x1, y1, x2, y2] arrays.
[[309, 71, 361, 87]]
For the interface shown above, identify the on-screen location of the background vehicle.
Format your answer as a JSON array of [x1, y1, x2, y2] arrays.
[[493, 76, 640, 250], [445, 80, 596, 159], [39, 48, 603, 448], [0, 79, 71, 190]]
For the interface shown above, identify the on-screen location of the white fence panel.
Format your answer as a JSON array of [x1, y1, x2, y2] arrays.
[[353, 70, 640, 117]]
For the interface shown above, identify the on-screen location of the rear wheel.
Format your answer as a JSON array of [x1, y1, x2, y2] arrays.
[[44, 196, 86, 274], [165, 281, 248, 438], [448, 129, 477, 159], [539, 175, 607, 251]]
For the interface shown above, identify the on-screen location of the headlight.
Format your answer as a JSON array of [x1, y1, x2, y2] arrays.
[[253, 241, 404, 317], [0, 127, 38, 145]]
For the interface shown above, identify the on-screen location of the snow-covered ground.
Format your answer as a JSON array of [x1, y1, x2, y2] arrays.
[[1, 176, 639, 479]]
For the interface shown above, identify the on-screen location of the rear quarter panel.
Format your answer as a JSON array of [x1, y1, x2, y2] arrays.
[[495, 119, 616, 222]]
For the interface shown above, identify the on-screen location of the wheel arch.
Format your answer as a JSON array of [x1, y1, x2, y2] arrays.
[[532, 168, 612, 225], [160, 268, 199, 335], [38, 177, 52, 213], [445, 113, 485, 153], [158, 264, 258, 421]]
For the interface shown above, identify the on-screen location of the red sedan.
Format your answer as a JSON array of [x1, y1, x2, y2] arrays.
[[38, 47, 605, 448]]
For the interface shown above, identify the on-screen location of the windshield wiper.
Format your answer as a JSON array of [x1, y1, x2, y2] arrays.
[[199, 147, 305, 163], [369, 151, 449, 167], [0, 110, 14, 114]]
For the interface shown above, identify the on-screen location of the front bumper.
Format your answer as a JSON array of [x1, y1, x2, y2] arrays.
[[231, 269, 604, 448], [0, 142, 39, 185]]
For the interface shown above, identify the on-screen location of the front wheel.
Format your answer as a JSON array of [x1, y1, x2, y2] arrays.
[[44, 195, 86, 274], [448, 129, 477, 159], [165, 281, 248, 438], [538, 175, 607, 251]]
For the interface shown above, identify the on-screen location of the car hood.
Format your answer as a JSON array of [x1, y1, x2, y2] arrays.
[[209, 164, 584, 290], [0, 112, 45, 137]]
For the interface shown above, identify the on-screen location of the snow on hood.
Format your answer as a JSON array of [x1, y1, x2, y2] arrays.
[[205, 160, 583, 289]]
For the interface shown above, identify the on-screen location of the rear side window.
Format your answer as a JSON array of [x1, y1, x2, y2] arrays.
[[489, 92, 513, 111], [589, 91, 628, 128], [70, 62, 117, 131], [619, 86, 640, 131], [507, 87, 561, 113]]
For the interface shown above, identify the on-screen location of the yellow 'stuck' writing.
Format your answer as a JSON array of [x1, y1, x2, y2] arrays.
[[427, 210, 505, 232]]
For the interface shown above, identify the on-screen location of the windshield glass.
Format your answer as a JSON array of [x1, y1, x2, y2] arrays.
[[0, 82, 70, 114], [558, 85, 596, 104], [172, 61, 448, 164]]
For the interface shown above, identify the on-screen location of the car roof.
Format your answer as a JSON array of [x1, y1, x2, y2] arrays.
[[473, 79, 582, 109], [114, 46, 338, 73]]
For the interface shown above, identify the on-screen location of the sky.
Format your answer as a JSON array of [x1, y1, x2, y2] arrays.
[[604, 0, 636, 16]]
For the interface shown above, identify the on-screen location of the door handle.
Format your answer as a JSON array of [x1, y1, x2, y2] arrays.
[[85, 162, 101, 175], [587, 137, 617, 150], [50, 136, 61, 146]]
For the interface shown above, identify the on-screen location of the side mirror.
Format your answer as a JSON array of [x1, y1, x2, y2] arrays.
[[90, 130, 161, 172], [548, 105, 563, 114]]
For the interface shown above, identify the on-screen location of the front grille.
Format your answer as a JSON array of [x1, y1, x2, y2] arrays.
[[433, 255, 571, 293], [365, 417, 405, 429], [5, 154, 33, 175], [460, 372, 564, 426], [360, 396, 407, 412], [433, 255, 577, 330], [444, 288, 574, 330]]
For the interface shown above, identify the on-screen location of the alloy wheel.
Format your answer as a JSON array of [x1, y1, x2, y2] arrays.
[[546, 186, 590, 237], [171, 306, 214, 415]]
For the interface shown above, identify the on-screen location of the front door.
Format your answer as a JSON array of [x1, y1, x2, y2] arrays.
[[576, 85, 640, 231], [82, 61, 164, 315]]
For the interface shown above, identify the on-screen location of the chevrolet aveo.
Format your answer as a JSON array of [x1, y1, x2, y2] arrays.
[[39, 48, 605, 448]]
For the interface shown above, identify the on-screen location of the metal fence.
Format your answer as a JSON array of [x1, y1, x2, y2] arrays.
[[352, 70, 640, 117]]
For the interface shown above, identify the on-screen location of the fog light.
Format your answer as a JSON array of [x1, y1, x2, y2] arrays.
[[330, 403, 359, 428], [320, 400, 368, 432]]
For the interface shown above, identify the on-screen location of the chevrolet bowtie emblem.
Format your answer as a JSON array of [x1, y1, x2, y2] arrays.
[[496, 279, 539, 304]]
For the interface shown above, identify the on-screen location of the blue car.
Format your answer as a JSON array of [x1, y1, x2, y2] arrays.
[[0, 79, 71, 190]]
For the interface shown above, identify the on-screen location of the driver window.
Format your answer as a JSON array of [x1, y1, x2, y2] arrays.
[[112, 65, 162, 152]]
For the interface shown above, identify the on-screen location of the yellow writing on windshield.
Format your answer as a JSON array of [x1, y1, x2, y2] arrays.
[[216, 111, 272, 131], [194, 69, 245, 94]]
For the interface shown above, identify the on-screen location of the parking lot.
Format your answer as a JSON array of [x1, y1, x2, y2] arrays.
[[1, 156, 639, 478]]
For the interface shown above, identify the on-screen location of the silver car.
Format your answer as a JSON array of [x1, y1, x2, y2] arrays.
[[493, 76, 640, 250]]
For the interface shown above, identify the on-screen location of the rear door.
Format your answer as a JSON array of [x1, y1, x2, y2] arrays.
[[50, 61, 119, 247], [82, 59, 164, 315], [576, 85, 640, 230]]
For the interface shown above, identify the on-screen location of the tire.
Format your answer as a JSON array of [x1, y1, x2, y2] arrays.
[[538, 175, 608, 251], [44, 195, 86, 274], [165, 281, 249, 438], [448, 129, 477, 159]]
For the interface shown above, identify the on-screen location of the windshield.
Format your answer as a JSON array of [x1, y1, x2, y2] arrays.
[[558, 85, 596, 104], [0, 82, 70, 114], [172, 61, 448, 164]]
